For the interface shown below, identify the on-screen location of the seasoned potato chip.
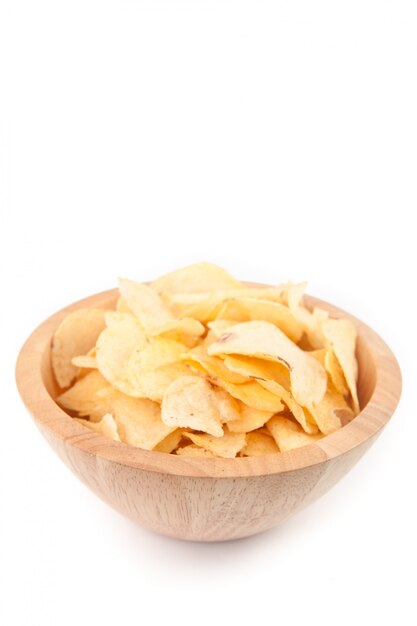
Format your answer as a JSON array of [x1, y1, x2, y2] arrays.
[[213, 378, 284, 413], [320, 318, 359, 413], [223, 354, 290, 387], [163, 283, 292, 323], [161, 376, 240, 436], [162, 292, 225, 323], [116, 297, 132, 313], [281, 281, 307, 311], [208, 320, 327, 408], [216, 298, 303, 343], [57, 370, 111, 421], [259, 379, 318, 434], [96, 314, 147, 392], [124, 337, 190, 401], [307, 388, 353, 435], [76, 414, 120, 441], [71, 352, 98, 369], [51, 308, 106, 388], [118, 278, 204, 337], [127, 361, 191, 402], [184, 430, 246, 458], [207, 319, 238, 338], [98, 387, 175, 450], [267, 416, 323, 452], [153, 429, 184, 453], [241, 431, 279, 456], [182, 345, 247, 384], [151, 262, 244, 294], [325, 349, 349, 396], [308, 349, 326, 366], [176, 444, 216, 458], [227, 403, 274, 433]]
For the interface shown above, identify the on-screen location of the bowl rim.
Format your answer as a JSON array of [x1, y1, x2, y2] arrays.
[[15, 285, 402, 478]]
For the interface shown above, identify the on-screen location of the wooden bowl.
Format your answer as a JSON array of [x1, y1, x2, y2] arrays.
[[16, 287, 401, 542]]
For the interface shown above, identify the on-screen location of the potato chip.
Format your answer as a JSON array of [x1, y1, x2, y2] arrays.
[[71, 353, 98, 369], [207, 319, 238, 338], [216, 297, 303, 343], [223, 354, 290, 387], [76, 414, 120, 441], [282, 281, 308, 311], [51, 308, 106, 388], [324, 349, 349, 396], [184, 430, 246, 458], [208, 320, 327, 408], [320, 318, 359, 413], [161, 376, 240, 436], [124, 337, 190, 401], [308, 349, 326, 366], [162, 283, 291, 323], [227, 403, 274, 433], [153, 429, 184, 453], [57, 370, 111, 421], [267, 416, 323, 452], [162, 292, 226, 323], [182, 345, 247, 384], [127, 361, 191, 402], [259, 379, 318, 434], [307, 388, 354, 435], [116, 297, 132, 313], [212, 378, 284, 413], [96, 314, 147, 392], [98, 387, 176, 450], [118, 278, 206, 338], [151, 262, 244, 294], [97, 313, 188, 401], [176, 444, 216, 458], [240, 431, 279, 456]]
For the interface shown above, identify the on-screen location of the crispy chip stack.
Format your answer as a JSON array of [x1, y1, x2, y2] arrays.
[[52, 263, 359, 458]]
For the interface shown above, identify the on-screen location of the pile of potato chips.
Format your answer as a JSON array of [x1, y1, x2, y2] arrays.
[[52, 263, 359, 458]]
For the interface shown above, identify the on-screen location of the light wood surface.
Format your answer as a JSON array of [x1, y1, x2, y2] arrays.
[[15, 286, 402, 541]]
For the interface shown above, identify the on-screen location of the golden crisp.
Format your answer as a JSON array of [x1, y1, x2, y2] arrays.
[[52, 263, 360, 457], [51, 308, 106, 388]]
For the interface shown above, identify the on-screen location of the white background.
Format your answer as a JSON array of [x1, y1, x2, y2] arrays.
[[1, 1, 416, 624]]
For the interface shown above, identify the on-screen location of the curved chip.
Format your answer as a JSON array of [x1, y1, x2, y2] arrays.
[[183, 430, 246, 458], [320, 318, 359, 413], [212, 378, 284, 413], [161, 376, 240, 436], [51, 308, 106, 388], [241, 431, 279, 456], [154, 429, 184, 454], [208, 320, 327, 408], [96, 314, 147, 392], [182, 345, 247, 384], [216, 298, 303, 342], [223, 354, 290, 387], [259, 379, 318, 434], [76, 414, 120, 441], [227, 403, 274, 433], [307, 388, 353, 435], [151, 262, 244, 294], [57, 370, 111, 421], [98, 387, 175, 450], [267, 416, 323, 452], [325, 349, 349, 396], [118, 277, 204, 336]]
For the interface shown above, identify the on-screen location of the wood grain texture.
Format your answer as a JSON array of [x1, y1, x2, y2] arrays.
[[15, 286, 402, 541]]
